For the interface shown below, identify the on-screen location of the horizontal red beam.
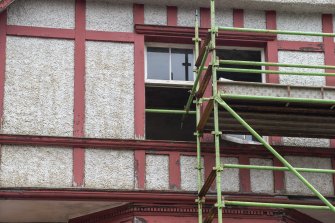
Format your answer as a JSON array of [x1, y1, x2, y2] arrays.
[[86, 30, 135, 43], [0, 189, 333, 206], [7, 25, 75, 39], [0, 134, 334, 157]]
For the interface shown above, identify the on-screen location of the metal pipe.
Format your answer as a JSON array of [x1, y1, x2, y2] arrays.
[[216, 97, 335, 212], [224, 201, 331, 210], [220, 94, 335, 105], [145, 109, 196, 115], [223, 164, 335, 174], [217, 67, 335, 77], [220, 60, 335, 70], [218, 26, 335, 37]]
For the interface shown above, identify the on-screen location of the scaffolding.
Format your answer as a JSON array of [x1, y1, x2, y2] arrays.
[[146, 0, 335, 222]]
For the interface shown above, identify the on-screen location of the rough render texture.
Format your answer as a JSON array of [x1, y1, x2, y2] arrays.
[[221, 157, 239, 192], [250, 158, 274, 193], [278, 51, 325, 87], [145, 155, 169, 190], [85, 41, 134, 139], [144, 4, 167, 26], [180, 156, 204, 191], [7, 0, 75, 29], [86, 0, 133, 32], [244, 10, 266, 29], [177, 7, 198, 27], [284, 156, 334, 195], [216, 9, 233, 27], [277, 12, 322, 42], [0, 145, 72, 188], [85, 149, 134, 189], [282, 137, 330, 148], [3, 37, 74, 136]]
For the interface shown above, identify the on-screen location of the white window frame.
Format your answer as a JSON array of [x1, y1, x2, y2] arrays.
[[145, 43, 195, 86]]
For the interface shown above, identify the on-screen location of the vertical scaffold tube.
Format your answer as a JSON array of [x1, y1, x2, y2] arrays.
[[194, 10, 203, 223], [210, 0, 223, 222]]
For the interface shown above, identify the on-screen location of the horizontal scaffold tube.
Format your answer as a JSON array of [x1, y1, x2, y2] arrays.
[[218, 26, 335, 37], [217, 67, 335, 77], [223, 164, 335, 174], [146, 109, 196, 114], [223, 201, 331, 210], [220, 60, 335, 70], [220, 94, 335, 105]]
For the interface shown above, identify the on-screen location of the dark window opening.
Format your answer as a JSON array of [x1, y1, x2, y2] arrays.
[[217, 49, 262, 82], [145, 86, 196, 141], [147, 47, 194, 81]]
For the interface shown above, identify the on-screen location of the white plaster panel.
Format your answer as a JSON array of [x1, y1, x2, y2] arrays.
[[177, 7, 198, 27], [0, 146, 72, 188], [221, 157, 239, 192], [85, 149, 134, 189], [244, 10, 266, 29], [146, 155, 169, 190], [3, 37, 74, 136], [216, 9, 233, 27], [278, 51, 325, 86], [180, 156, 204, 191], [284, 156, 333, 195], [282, 137, 330, 148], [86, 0, 133, 32], [85, 41, 134, 139], [7, 0, 75, 29], [277, 12, 322, 42], [250, 158, 274, 193], [144, 4, 167, 25]]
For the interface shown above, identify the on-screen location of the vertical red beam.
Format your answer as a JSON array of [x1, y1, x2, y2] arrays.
[[0, 11, 7, 128], [133, 4, 144, 25], [133, 4, 145, 139], [322, 14, 335, 148], [73, 0, 86, 187], [167, 6, 177, 26], [135, 150, 146, 189], [239, 155, 251, 192], [204, 154, 216, 190], [169, 152, 181, 189], [200, 8, 210, 28], [273, 158, 285, 193], [233, 9, 244, 28], [265, 11, 281, 145]]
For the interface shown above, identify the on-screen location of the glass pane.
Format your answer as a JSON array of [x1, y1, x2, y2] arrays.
[[171, 48, 194, 81], [147, 47, 170, 80]]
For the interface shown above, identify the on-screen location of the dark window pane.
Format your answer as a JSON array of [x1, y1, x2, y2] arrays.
[[147, 47, 170, 80], [217, 49, 262, 82], [171, 48, 194, 81]]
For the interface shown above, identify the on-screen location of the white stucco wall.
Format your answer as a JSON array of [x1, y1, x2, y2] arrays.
[[244, 10, 266, 29], [177, 7, 198, 27], [278, 51, 325, 86], [282, 137, 330, 148], [145, 155, 169, 190], [180, 156, 204, 191], [221, 157, 240, 192], [86, 0, 133, 32], [0, 146, 73, 188], [144, 4, 167, 25], [250, 158, 274, 193], [85, 149, 135, 189], [3, 36, 74, 136], [277, 12, 322, 42], [7, 0, 75, 29], [284, 156, 333, 195], [85, 41, 134, 139], [216, 9, 233, 27]]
